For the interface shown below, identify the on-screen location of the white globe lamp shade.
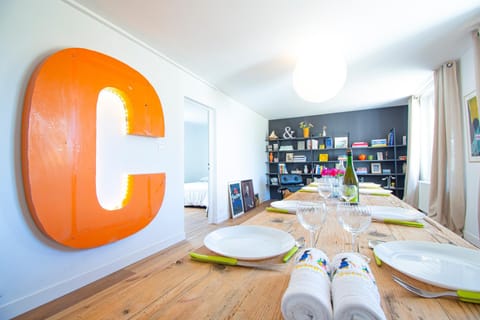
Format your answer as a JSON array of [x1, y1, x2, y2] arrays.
[[293, 50, 347, 103]]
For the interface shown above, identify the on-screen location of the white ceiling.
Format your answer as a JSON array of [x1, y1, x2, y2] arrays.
[[73, 0, 480, 120]]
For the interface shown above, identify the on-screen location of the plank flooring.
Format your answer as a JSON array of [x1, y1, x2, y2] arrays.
[[15, 202, 270, 319]]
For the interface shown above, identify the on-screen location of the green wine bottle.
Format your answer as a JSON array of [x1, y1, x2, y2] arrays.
[[343, 148, 359, 203]]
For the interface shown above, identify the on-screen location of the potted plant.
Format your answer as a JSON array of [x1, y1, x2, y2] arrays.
[[299, 121, 314, 138]]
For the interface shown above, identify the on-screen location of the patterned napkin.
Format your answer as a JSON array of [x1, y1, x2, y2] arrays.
[[281, 248, 333, 320], [331, 253, 386, 320]]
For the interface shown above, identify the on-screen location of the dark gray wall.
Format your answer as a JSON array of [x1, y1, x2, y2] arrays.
[[269, 105, 408, 144]]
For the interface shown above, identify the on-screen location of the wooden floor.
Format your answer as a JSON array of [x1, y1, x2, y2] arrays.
[[15, 202, 270, 319]]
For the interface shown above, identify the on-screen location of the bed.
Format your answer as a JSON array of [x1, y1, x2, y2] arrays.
[[184, 178, 208, 208]]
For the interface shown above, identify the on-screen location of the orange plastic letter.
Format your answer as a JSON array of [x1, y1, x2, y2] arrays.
[[22, 48, 165, 248]]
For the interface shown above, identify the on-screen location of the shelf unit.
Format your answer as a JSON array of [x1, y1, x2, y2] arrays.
[[266, 136, 407, 200]]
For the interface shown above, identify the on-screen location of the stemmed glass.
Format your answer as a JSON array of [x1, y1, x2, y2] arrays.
[[341, 184, 358, 202], [317, 179, 333, 201], [336, 203, 371, 253], [296, 201, 327, 248]]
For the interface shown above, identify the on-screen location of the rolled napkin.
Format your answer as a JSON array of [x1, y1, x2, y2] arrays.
[[281, 248, 333, 320], [331, 253, 386, 320]]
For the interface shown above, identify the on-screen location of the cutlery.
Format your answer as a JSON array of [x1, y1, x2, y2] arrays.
[[392, 276, 480, 304], [375, 218, 424, 228], [266, 207, 291, 214], [189, 252, 286, 271], [282, 236, 305, 262]]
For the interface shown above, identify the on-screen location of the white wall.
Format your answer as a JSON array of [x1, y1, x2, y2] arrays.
[[0, 0, 267, 317], [460, 47, 480, 247]]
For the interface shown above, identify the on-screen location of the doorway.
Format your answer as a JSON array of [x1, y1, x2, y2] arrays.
[[183, 98, 212, 221]]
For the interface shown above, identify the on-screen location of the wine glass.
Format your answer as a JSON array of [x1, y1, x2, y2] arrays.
[[341, 184, 358, 202], [317, 179, 333, 201], [336, 203, 371, 253], [296, 201, 327, 248]]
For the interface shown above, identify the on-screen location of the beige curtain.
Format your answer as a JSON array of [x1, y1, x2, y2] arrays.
[[429, 61, 466, 234], [403, 96, 420, 207]]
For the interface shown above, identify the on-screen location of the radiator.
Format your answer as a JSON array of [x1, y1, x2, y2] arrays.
[[418, 181, 430, 213]]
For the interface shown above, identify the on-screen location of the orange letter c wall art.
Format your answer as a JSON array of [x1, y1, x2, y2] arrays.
[[22, 48, 165, 248]]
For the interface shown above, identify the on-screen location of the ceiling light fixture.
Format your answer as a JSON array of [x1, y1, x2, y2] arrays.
[[292, 48, 347, 103]]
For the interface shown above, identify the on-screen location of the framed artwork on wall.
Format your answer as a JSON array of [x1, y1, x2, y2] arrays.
[[228, 181, 245, 218], [464, 91, 480, 161], [241, 179, 255, 212]]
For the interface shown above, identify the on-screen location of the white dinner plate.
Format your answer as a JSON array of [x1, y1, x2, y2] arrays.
[[359, 182, 381, 189], [204, 225, 295, 260], [369, 206, 425, 221], [359, 188, 392, 195], [270, 200, 301, 213], [374, 241, 480, 291]]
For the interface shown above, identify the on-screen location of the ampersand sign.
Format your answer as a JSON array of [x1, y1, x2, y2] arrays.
[[283, 127, 295, 139]]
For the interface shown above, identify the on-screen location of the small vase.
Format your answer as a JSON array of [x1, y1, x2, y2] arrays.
[[303, 127, 310, 138]]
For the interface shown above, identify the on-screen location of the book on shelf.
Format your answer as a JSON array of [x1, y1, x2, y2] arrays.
[[319, 154, 329, 162], [352, 141, 369, 147], [279, 145, 294, 151], [306, 139, 319, 150], [293, 155, 306, 162], [278, 163, 288, 174], [387, 128, 395, 146], [356, 167, 368, 174]]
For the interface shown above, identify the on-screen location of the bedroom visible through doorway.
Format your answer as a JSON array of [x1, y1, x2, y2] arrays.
[[184, 98, 210, 218]]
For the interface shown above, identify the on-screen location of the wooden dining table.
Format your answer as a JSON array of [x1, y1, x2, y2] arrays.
[[39, 190, 478, 320], [140, 190, 476, 319]]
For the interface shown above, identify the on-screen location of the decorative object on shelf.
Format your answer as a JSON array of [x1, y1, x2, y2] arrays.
[[299, 121, 314, 138], [273, 143, 279, 151], [371, 163, 382, 174], [283, 126, 295, 139], [399, 155, 407, 160], [382, 169, 391, 174], [376, 152, 383, 160], [270, 177, 278, 185], [286, 153, 294, 162], [371, 138, 387, 147], [358, 154, 366, 160], [334, 136, 348, 149], [322, 125, 327, 137], [268, 130, 279, 140], [269, 152, 273, 162], [304, 165, 309, 174], [367, 155, 374, 160], [402, 135, 407, 145], [325, 137, 333, 148], [319, 153, 329, 162], [297, 140, 305, 150]]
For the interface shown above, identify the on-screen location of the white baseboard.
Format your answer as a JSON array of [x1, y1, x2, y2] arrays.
[[464, 230, 480, 248], [0, 232, 185, 319]]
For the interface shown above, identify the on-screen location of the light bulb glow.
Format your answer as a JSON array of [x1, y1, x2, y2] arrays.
[[293, 49, 347, 103]]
